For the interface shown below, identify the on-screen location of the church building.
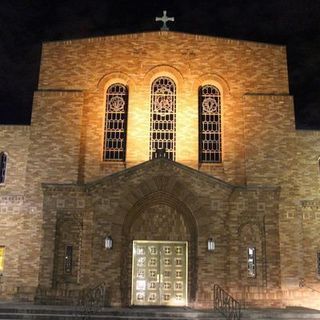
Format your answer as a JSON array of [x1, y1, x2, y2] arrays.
[[0, 27, 320, 309]]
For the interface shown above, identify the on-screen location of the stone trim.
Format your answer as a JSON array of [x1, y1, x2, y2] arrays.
[[34, 90, 84, 97], [42, 159, 281, 194], [0, 125, 30, 131], [97, 72, 136, 91], [42, 31, 286, 50]]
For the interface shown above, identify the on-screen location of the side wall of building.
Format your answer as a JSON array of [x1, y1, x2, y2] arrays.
[[282, 130, 320, 308], [12, 91, 84, 299], [0, 126, 30, 298]]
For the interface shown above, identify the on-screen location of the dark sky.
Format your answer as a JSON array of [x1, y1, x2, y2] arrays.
[[1, 0, 319, 129]]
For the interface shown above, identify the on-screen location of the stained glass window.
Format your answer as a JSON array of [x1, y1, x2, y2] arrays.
[[199, 85, 221, 163], [150, 77, 176, 160], [103, 84, 128, 161], [0, 152, 7, 184], [247, 247, 256, 278], [64, 245, 73, 274], [0, 247, 5, 272], [317, 251, 320, 276]]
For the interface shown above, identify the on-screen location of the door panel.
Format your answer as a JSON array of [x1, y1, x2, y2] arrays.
[[132, 241, 188, 306]]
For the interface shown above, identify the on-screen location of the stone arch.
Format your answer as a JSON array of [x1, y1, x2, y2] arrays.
[[97, 71, 136, 91], [238, 217, 264, 239], [120, 190, 198, 306], [192, 72, 231, 96], [143, 65, 184, 90]]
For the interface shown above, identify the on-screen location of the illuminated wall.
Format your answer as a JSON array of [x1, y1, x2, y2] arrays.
[[0, 32, 319, 309], [36, 33, 289, 185]]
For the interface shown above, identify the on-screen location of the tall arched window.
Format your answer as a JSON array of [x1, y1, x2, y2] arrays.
[[150, 77, 176, 160], [199, 85, 221, 163], [0, 152, 8, 184], [103, 83, 128, 161]]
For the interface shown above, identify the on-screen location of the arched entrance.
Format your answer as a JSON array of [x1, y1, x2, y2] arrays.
[[120, 191, 198, 306]]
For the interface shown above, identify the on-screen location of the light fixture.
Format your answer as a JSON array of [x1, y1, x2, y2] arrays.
[[105, 236, 113, 249], [207, 238, 215, 251]]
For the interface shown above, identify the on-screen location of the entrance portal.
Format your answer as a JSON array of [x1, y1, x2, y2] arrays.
[[131, 241, 188, 306]]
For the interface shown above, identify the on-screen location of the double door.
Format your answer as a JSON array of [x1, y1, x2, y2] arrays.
[[131, 241, 188, 306]]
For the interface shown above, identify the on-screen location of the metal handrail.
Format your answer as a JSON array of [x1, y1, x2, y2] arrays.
[[79, 282, 106, 319], [213, 284, 241, 320]]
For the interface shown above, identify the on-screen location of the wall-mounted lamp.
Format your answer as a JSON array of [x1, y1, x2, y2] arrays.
[[207, 238, 215, 251], [105, 236, 113, 250]]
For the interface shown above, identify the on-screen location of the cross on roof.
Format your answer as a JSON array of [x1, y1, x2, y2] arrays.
[[155, 10, 174, 31]]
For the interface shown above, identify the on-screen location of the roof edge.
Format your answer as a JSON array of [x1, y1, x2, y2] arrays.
[[42, 30, 285, 50], [42, 158, 280, 192]]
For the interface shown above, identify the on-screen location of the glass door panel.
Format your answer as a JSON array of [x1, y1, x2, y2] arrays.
[[132, 241, 187, 306]]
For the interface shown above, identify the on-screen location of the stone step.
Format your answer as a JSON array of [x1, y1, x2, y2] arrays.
[[241, 308, 320, 319], [0, 304, 320, 320], [0, 305, 224, 320]]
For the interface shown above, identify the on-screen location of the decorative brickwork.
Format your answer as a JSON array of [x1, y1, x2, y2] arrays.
[[0, 31, 319, 309]]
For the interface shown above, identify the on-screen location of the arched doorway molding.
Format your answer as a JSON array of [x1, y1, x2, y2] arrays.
[[120, 190, 198, 306]]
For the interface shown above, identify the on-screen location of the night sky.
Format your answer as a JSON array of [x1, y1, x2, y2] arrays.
[[1, 0, 319, 129]]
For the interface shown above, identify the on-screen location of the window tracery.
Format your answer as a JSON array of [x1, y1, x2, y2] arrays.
[[199, 85, 221, 163], [0, 152, 7, 184], [150, 77, 176, 160], [103, 84, 128, 161]]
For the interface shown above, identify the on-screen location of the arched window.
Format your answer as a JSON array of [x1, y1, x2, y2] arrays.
[[103, 84, 128, 161], [150, 77, 176, 160], [199, 85, 221, 163], [0, 152, 7, 184]]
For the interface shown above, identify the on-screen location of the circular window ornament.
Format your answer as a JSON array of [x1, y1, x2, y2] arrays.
[[154, 95, 173, 114], [108, 96, 125, 112], [202, 97, 218, 114]]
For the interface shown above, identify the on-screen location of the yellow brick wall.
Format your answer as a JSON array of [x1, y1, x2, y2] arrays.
[[0, 31, 319, 308], [38, 32, 289, 184], [0, 126, 30, 297]]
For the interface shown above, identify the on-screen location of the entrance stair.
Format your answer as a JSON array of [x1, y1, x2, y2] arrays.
[[0, 304, 320, 320]]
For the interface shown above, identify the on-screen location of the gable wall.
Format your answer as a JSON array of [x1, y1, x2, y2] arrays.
[[37, 32, 290, 185], [40, 160, 280, 307]]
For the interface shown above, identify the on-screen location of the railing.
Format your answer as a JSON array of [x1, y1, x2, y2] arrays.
[[79, 282, 107, 319], [213, 284, 241, 320], [35, 286, 81, 305]]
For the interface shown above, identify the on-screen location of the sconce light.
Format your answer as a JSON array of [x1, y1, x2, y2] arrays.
[[104, 236, 113, 250], [207, 238, 215, 251]]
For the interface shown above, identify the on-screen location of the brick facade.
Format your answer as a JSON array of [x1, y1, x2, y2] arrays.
[[0, 31, 319, 308]]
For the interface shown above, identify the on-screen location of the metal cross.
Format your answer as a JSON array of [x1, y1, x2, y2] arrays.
[[155, 10, 174, 31]]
